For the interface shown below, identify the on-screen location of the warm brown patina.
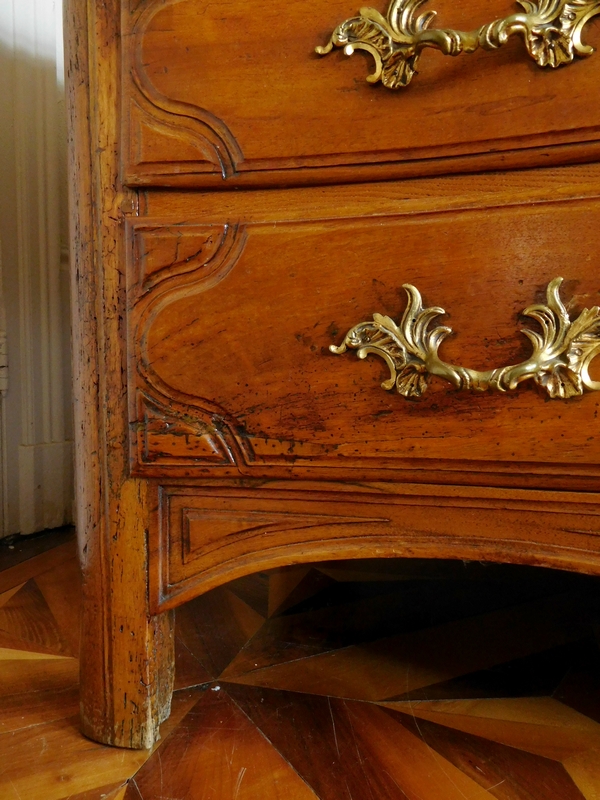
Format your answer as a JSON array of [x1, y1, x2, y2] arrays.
[[65, 0, 600, 748]]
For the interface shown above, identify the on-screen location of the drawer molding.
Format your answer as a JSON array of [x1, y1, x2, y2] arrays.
[[136, 391, 243, 468], [126, 0, 243, 179], [317, 0, 600, 90], [331, 276, 600, 399], [152, 484, 600, 611], [122, 0, 600, 188], [125, 212, 600, 487]]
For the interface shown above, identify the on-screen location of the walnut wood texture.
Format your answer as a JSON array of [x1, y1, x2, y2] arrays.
[[65, 0, 174, 748], [121, 0, 600, 189], [137, 560, 600, 799], [131, 167, 600, 489], [0, 535, 201, 799], [68, 0, 600, 751], [7, 537, 600, 798], [151, 484, 600, 612]]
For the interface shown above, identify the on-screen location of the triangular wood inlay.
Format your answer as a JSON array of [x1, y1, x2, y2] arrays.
[[0, 580, 74, 657], [385, 707, 587, 799]]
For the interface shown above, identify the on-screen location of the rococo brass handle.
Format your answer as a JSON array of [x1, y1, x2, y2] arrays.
[[316, 0, 600, 89], [330, 278, 600, 399]]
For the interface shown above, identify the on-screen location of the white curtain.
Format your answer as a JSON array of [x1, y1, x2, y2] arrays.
[[0, 0, 73, 536]]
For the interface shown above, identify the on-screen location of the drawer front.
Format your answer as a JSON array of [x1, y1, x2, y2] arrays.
[[123, 0, 600, 187], [128, 167, 600, 489]]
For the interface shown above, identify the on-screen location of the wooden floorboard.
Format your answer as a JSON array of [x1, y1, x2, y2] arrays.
[[0, 528, 75, 573], [1, 533, 600, 798]]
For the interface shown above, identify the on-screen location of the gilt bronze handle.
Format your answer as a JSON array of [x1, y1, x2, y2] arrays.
[[316, 0, 600, 89], [330, 278, 600, 399]]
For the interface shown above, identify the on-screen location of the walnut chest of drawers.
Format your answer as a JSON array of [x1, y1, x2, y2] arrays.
[[66, 0, 600, 747]]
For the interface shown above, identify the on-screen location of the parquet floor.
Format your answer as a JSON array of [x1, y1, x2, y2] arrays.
[[1, 533, 600, 799]]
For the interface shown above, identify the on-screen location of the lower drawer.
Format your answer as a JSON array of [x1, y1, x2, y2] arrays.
[[130, 167, 600, 491]]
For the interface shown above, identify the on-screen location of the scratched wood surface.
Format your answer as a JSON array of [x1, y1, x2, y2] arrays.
[[2, 532, 600, 799], [133, 197, 600, 476], [67, 0, 600, 750]]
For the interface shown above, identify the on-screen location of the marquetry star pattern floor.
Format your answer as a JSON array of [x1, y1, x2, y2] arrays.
[[2, 531, 600, 799]]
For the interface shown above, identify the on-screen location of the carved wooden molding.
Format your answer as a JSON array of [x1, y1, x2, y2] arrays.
[[122, 0, 600, 188], [152, 485, 600, 610], [125, 0, 243, 179], [128, 221, 251, 472], [136, 392, 241, 467], [130, 222, 230, 293], [158, 488, 390, 605], [127, 97, 231, 178], [126, 220, 600, 485]]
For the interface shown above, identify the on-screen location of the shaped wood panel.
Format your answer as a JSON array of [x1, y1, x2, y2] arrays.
[[128, 175, 600, 490], [122, 0, 600, 187], [153, 484, 600, 609]]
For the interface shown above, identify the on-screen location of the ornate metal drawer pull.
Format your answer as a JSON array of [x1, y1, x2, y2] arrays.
[[316, 0, 600, 89], [330, 278, 600, 399]]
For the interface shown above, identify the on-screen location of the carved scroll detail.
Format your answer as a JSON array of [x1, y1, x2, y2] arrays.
[[136, 393, 245, 467], [126, 0, 243, 179], [128, 97, 233, 179], [128, 222, 253, 471]]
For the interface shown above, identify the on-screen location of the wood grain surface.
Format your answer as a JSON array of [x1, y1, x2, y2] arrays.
[[175, 567, 600, 799], [150, 483, 600, 611], [67, 0, 600, 751], [65, 0, 174, 748], [122, 0, 600, 187], [3, 532, 600, 798], [131, 193, 600, 482]]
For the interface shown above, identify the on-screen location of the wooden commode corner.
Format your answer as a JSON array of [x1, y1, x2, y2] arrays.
[[65, 0, 600, 747]]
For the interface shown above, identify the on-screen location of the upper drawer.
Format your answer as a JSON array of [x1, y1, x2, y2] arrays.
[[122, 0, 600, 188]]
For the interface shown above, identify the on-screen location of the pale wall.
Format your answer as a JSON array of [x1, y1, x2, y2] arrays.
[[0, 0, 73, 535]]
